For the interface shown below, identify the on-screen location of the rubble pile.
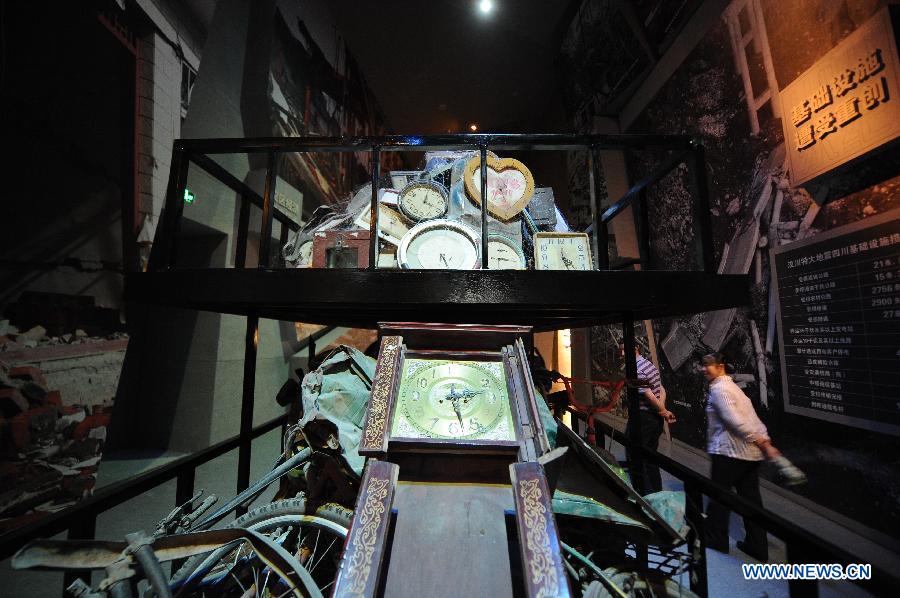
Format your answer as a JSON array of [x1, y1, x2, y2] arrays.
[[0, 319, 123, 533]]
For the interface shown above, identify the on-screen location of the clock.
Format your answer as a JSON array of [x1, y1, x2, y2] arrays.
[[534, 232, 593, 271], [488, 234, 526, 270], [354, 203, 409, 246], [463, 155, 535, 221], [294, 239, 314, 267], [391, 358, 516, 441], [397, 181, 449, 222], [397, 220, 480, 270], [359, 324, 551, 459]]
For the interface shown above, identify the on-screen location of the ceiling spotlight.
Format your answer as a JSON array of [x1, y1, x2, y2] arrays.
[[478, 0, 494, 15], [469, 124, 479, 132]]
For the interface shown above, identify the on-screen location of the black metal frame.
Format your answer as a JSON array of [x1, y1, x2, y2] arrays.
[[148, 133, 715, 275]]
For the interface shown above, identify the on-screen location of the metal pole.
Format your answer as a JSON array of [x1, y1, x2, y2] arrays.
[[622, 313, 642, 482], [636, 187, 652, 270], [237, 312, 259, 515], [235, 196, 250, 268], [62, 513, 97, 595], [590, 146, 609, 270], [787, 542, 820, 597], [689, 141, 715, 273], [479, 145, 489, 269], [684, 480, 709, 597], [368, 145, 381, 269], [176, 469, 196, 508], [258, 151, 278, 268], [150, 146, 189, 271]]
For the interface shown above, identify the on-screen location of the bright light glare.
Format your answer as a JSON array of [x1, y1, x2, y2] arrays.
[[469, 124, 478, 132], [478, 0, 494, 14]]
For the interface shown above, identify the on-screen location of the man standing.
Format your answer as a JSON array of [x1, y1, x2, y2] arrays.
[[620, 343, 675, 495], [702, 353, 806, 562]]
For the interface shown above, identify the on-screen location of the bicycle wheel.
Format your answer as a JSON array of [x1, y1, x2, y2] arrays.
[[171, 498, 352, 597]]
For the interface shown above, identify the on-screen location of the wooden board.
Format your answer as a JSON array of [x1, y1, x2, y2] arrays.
[[382, 482, 516, 598]]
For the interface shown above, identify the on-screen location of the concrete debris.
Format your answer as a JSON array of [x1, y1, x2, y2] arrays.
[[19, 326, 47, 342], [749, 320, 768, 407], [0, 321, 124, 533]]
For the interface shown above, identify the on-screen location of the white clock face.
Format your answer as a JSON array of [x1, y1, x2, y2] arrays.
[[297, 241, 313, 267], [535, 234, 592, 271], [488, 237, 525, 270], [398, 220, 480, 270], [399, 183, 448, 222]]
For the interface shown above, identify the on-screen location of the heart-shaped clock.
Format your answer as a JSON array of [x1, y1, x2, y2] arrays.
[[463, 155, 535, 221]]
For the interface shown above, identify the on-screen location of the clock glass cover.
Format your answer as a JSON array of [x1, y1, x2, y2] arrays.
[[488, 235, 526, 270], [391, 358, 515, 441], [296, 240, 313, 267], [398, 220, 480, 270], [534, 232, 593, 271], [398, 181, 449, 222]]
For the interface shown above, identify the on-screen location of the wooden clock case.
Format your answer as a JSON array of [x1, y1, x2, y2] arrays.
[[332, 323, 572, 598]]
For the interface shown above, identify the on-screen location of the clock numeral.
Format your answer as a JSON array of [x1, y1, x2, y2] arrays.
[[418, 378, 427, 389], [469, 418, 485, 434], [480, 378, 490, 388], [448, 422, 460, 435]]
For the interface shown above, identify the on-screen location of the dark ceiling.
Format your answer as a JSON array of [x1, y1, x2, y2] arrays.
[[326, 0, 578, 134]]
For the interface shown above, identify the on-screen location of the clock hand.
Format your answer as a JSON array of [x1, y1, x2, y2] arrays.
[[440, 253, 449, 268], [561, 252, 574, 270], [453, 403, 464, 430]]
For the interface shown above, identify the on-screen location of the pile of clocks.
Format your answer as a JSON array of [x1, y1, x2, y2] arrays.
[[284, 151, 594, 271]]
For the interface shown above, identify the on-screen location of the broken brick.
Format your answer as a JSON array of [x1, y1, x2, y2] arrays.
[[10, 406, 57, 450], [20, 382, 49, 405], [9, 366, 48, 388], [0, 388, 28, 417], [45, 390, 62, 407]]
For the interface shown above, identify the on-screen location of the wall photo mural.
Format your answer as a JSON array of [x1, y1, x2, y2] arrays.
[[564, 0, 899, 538]]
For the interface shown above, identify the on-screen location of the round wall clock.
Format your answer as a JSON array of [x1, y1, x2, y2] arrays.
[[463, 155, 535, 221], [397, 181, 449, 222], [487, 234, 526, 270], [397, 219, 480, 270]]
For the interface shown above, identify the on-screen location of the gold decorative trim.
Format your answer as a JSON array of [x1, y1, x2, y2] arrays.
[[361, 337, 400, 451], [343, 476, 391, 595], [519, 478, 560, 597]]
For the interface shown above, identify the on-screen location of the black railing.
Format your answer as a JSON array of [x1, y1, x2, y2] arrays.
[[567, 383, 898, 597], [148, 133, 715, 274], [0, 413, 286, 591]]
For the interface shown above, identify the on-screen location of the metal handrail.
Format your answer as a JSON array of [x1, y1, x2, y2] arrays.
[[568, 408, 898, 596], [150, 133, 716, 274], [0, 413, 287, 562]]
